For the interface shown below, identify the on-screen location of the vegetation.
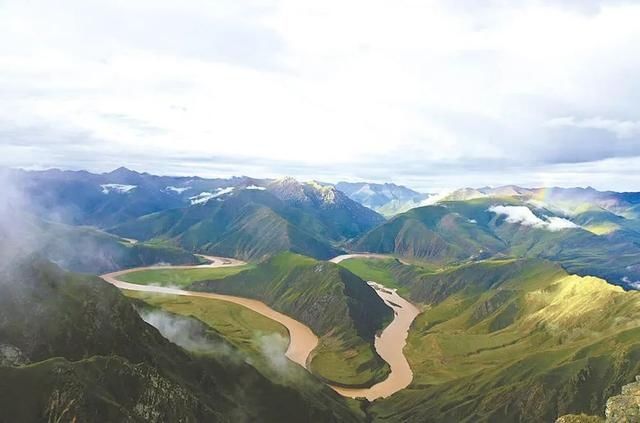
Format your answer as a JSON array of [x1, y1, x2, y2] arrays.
[[0, 258, 364, 422], [124, 290, 287, 360], [368, 258, 640, 422], [110, 183, 384, 261], [12, 216, 200, 274], [355, 198, 640, 286], [118, 265, 253, 287], [338, 257, 403, 289], [191, 252, 394, 387]]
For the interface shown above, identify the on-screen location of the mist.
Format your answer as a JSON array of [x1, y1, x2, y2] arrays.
[[139, 308, 236, 357]]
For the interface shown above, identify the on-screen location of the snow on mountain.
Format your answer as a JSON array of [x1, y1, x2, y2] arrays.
[[100, 184, 137, 194], [165, 186, 191, 194], [189, 187, 235, 205]]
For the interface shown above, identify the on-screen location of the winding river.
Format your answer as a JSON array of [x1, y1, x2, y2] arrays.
[[100, 253, 420, 400]]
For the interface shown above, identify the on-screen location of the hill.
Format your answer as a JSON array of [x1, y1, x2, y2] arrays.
[[355, 198, 640, 287], [0, 258, 363, 422], [340, 257, 640, 422], [111, 180, 383, 261], [0, 207, 199, 274], [190, 252, 394, 386]]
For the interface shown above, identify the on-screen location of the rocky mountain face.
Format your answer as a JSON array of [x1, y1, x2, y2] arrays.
[[556, 375, 640, 422], [605, 376, 640, 422]]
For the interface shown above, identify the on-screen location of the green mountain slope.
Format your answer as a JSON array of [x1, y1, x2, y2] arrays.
[[2, 211, 199, 274], [191, 252, 394, 387], [0, 258, 363, 422], [341, 258, 640, 422], [355, 198, 640, 286], [111, 185, 383, 261]]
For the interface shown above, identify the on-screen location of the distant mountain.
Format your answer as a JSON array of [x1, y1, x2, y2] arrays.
[[438, 185, 640, 218], [335, 181, 430, 216], [9, 167, 270, 228], [0, 206, 199, 274], [111, 178, 384, 261], [192, 252, 393, 386], [355, 197, 640, 287], [0, 258, 361, 422]]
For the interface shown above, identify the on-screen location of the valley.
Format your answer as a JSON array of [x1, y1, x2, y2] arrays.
[[103, 253, 423, 400], [7, 4, 640, 420], [4, 167, 640, 422], [102, 256, 320, 369]]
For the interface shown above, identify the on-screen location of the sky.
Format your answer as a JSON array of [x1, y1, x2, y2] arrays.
[[2, 0, 640, 191]]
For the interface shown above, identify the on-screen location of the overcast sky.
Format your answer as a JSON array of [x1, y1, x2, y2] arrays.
[[2, 0, 640, 191]]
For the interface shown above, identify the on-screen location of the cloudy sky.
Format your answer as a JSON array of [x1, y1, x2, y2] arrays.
[[2, 0, 640, 191]]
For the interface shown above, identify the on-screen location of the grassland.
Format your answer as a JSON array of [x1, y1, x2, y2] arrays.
[[124, 290, 287, 360], [338, 258, 403, 289], [335, 256, 446, 297], [118, 253, 393, 387], [117, 265, 253, 287], [190, 252, 393, 387], [369, 259, 640, 422], [0, 258, 364, 422]]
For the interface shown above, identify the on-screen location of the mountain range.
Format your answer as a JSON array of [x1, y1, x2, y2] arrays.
[[5, 166, 640, 422]]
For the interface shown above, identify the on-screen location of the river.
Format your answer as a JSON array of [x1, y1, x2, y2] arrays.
[[101, 253, 420, 400]]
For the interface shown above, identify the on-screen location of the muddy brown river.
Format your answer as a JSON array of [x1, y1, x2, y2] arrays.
[[101, 253, 420, 400]]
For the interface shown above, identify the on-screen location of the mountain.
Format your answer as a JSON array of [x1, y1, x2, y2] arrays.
[[340, 257, 640, 422], [111, 179, 384, 261], [191, 252, 393, 387], [355, 197, 640, 287], [38, 221, 200, 274], [9, 167, 271, 228], [0, 205, 199, 274], [0, 258, 363, 422], [437, 185, 640, 220], [335, 181, 430, 216]]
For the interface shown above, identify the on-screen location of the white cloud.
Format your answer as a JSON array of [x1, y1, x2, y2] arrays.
[[489, 205, 581, 232], [2, 1, 640, 188], [489, 205, 546, 227], [546, 116, 640, 138], [546, 216, 581, 231]]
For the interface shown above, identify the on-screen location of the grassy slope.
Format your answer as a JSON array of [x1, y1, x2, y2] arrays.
[[354, 198, 640, 285], [338, 258, 403, 289], [118, 265, 253, 287], [363, 258, 640, 422], [124, 291, 287, 360], [190, 252, 394, 387], [354, 201, 507, 263], [28, 219, 200, 274], [0, 258, 363, 422], [110, 190, 347, 261]]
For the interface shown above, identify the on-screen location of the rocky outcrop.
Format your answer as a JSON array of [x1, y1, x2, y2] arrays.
[[556, 376, 640, 423], [605, 376, 640, 422], [555, 414, 603, 423]]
